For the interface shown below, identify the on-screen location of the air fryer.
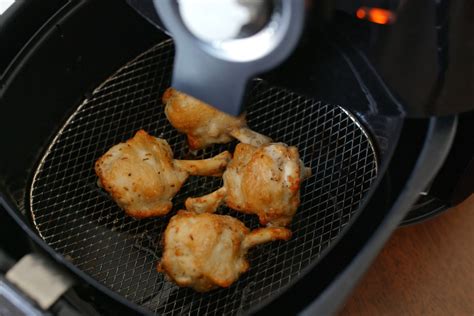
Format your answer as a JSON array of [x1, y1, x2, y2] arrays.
[[0, 0, 472, 315]]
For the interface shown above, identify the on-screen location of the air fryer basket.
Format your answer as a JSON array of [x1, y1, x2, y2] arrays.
[[28, 39, 377, 315], [3, 1, 456, 315]]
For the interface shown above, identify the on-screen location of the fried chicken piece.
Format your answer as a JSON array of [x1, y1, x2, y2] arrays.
[[162, 88, 271, 150], [186, 143, 311, 227], [158, 210, 291, 292], [95, 130, 231, 218]]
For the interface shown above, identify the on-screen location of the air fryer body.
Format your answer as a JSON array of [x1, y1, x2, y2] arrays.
[[0, 0, 471, 315], [264, 0, 474, 117]]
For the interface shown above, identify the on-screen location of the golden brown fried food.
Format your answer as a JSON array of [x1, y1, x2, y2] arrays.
[[158, 210, 291, 292], [95, 130, 231, 218], [162, 88, 271, 150], [186, 143, 311, 227]]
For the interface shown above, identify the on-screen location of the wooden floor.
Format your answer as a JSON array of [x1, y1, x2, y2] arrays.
[[339, 194, 474, 316]]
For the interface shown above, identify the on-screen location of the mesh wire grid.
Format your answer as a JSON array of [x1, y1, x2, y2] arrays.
[[29, 39, 378, 315]]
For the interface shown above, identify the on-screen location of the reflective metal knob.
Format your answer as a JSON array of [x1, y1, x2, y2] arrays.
[[178, 0, 273, 42]]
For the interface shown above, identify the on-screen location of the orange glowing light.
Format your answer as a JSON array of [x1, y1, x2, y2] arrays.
[[356, 7, 395, 25], [356, 9, 366, 19]]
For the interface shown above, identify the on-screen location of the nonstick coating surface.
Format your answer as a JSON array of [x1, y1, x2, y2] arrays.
[[29, 39, 377, 315]]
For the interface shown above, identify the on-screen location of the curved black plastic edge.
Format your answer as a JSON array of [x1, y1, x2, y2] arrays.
[[401, 196, 449, 226], [126, 0, 169, 35], [0, 0, 65, 76], [248, 114, 403, 315], [0, 1, 159, 314], [0, 194, 152, 316], [0, 192, 152, 315], [250, 115, 457, 315], [0, 0, 70, 87], [301, 116, 457, 315]]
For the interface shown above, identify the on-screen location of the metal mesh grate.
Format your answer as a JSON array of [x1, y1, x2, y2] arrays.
[[29, 39, 377, 315]]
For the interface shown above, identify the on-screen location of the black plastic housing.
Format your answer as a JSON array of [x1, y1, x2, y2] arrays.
[[279, 0, 474, 117], [0, 0, 459, 314]]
